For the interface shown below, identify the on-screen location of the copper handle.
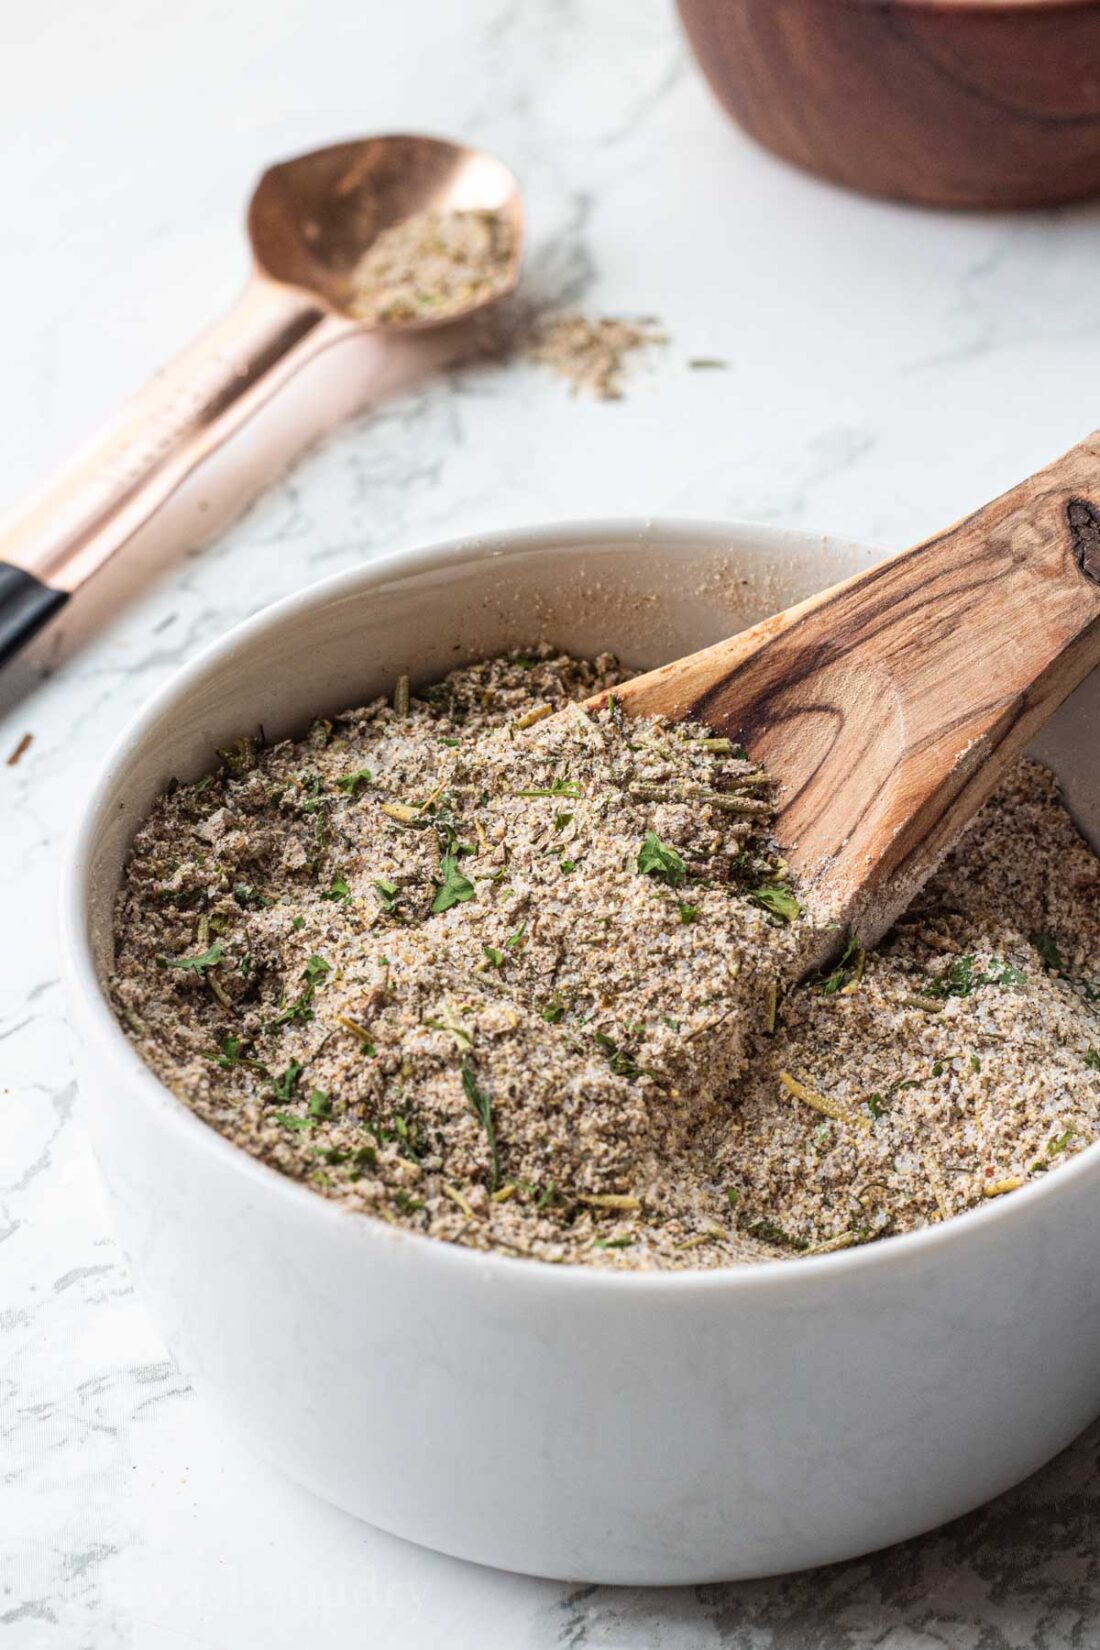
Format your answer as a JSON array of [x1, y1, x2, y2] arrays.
[[1, 275, 349, 595]]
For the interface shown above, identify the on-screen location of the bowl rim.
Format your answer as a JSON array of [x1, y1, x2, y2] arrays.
[[59, 515, 1100, 1298], [813, 0, 1099, 12]]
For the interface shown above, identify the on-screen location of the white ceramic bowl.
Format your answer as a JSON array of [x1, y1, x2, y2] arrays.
[[61, 520, 1100, 1585]]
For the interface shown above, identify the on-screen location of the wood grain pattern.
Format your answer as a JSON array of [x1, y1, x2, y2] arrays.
[[598, 435, 1100, 943], [677, 0, 1100, 209]]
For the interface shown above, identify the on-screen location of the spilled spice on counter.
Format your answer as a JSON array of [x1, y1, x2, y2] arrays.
[[523, 312, 667, 400], [110, 652, 1100, 1268]]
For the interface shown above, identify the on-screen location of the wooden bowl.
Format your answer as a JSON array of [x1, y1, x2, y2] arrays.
[[677, 0, 1100, 209]]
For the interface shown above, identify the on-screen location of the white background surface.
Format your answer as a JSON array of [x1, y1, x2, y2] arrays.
[[5, 1, 1100, 1645]]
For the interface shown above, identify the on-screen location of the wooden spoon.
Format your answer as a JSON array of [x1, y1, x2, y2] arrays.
[[594, 437, 1100, 948]]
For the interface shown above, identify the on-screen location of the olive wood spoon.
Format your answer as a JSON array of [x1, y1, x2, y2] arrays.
[[594, 437, 1100, 949]]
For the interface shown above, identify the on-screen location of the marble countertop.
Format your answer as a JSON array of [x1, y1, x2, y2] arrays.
[[6, 1, 1100, 1644]]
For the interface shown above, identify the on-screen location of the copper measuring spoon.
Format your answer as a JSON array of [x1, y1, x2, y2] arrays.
[[0, 135, 522, 667]]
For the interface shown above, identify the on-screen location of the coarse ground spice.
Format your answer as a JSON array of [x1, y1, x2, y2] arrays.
[[110, 652, 1100, 1268], [341, 207, 668, 395], [720, 759, 1100, 1254], [346, 208, 517, 326], [522, 312, 667, 399]]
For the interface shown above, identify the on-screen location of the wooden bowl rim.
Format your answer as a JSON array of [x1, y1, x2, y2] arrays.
[[820, 0, 1100, 11]]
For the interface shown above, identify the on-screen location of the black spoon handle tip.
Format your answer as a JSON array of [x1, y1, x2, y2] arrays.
[[0, 563, 68, 668]]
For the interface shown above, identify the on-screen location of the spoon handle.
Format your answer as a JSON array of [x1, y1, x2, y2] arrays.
[[612, 433, 1100, 936], [0, 276, 348, 667]]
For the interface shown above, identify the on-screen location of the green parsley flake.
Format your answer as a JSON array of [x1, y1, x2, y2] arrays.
[[336, 768, 372, 796], [271, 1060, 303, 1101], [164, 941, 224, 974], [637, 831, 686, 888], [432, 856, 475, 914], [372, 878, 400, 914], [750, 885, 799, 923], [308, 1088, 332, 1119], [461, 1063, 499, 1191]]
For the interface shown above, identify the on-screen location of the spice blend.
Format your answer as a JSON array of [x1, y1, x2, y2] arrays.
[[341, 205, 669, 396], [522, 313, 667, 400], [111, 652, 1100, 1267], [346, 207, 517, 326]]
